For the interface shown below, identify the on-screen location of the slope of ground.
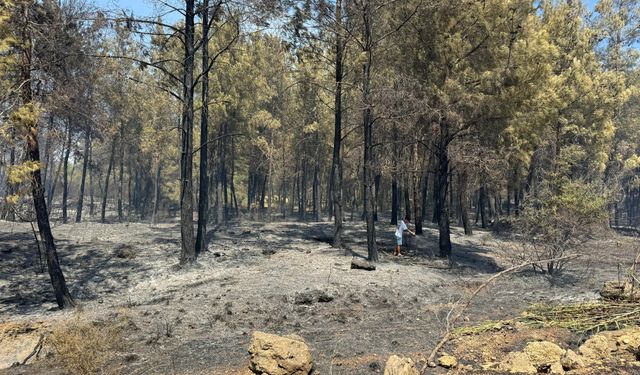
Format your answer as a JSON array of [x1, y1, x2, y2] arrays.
[[0, 218, 635, 374]]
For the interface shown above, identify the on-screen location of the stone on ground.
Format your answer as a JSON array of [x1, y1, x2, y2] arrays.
[[497, 352, 537, 374], [0, 324, 42, 369], [351, 257, 376, 271], [383, 355, 418, 375], [247, 331, 313, 375], [523, 341, 565, 369], [437, 354, 457, 368], [561, 349, 585, 370], [579, 334, 612, 360]]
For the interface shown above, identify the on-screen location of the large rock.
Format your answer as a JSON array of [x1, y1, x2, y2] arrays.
[[248, 331, 312, 375], [383, 355, 418, 375], [523, 341, 565, 370], [615, 327, 640, 353], [497, 352, 537, 374], [561, 349, 585, 371], [579, 334, 612, 360], [0, 324, 42, 369]]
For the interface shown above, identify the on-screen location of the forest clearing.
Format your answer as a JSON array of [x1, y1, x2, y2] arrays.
[[2, 0, 640, 373]]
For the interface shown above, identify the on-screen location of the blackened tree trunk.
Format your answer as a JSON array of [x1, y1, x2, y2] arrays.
[[404, 179, 411, 220], [61, 122, 72, 223], [179, 0, 197, 265], [195, 0, 210, 256], [75, 123, 90, 222], [101, 139, 116, 223], [479, 185, 487, 228], [391, 176, 398, 225], [331, 0, 344, 247], [361, 1, 377, 261], [19, 4, 73, 308], [47, 150, 62, 212], [436, 124, 452, 257], [458, 170, 472, 235], [117, 124, 124, 222], [89, 137, 94, 217], [313, 166, 319, 221], [413, 144, 423, 235], [152, 162, 162, 225], [373, 173, 381, 221]]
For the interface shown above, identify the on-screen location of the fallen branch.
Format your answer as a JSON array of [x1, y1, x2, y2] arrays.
[[21, 334, 44, 365], [422, 254, 579, 372]]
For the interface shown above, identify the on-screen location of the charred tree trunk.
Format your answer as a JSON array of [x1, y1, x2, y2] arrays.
[[195, 0, 211, 256], [436, 124, 452, 257], [313, 166, 319, 222], [61, 122, 72, 223], [19, 5, 74, 308], [179, 0, 197, 265], [152, 162, 162, 225], [361, 1, 377, 261], [75, 123, 90, 222], [458, 170, 472, 235], [117, 124, 124, 223], [331, 45, 345, 244], [89, 137, 94, 217], [479, 185, 487, 228], [101, 138, 117, 223]]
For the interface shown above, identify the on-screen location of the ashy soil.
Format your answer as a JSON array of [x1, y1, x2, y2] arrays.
[[0, 218, 636, 374]]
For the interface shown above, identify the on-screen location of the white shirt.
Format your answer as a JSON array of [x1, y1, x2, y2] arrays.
[[395, 220, 408, 237]]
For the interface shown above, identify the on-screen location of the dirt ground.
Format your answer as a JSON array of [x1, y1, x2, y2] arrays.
[[0, 217, 637, 374]]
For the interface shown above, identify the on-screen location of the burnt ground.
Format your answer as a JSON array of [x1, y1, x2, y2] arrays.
[[0, 217, 636, 374]]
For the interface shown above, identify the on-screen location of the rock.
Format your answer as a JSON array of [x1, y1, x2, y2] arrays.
[[351, 257, 376, 271], [600, 281, 640, 301], [293, 289, 334, 305], [262, 248, 276, 256], [317, 290, 334, 303], [579, 334, 612, 360], [523, 341, 565, 370], [498, 352, 537, 374], [437, 354, 457, 368], [0, 328, 42, 369], [114, 244, 136, 259], [615, 328, 640, 353], [561, 349, 585, 370], [549, 361, 565, 374], [248, 331, 313, 375], [294, 291, 315, 305], [383, 355, 418, 375]]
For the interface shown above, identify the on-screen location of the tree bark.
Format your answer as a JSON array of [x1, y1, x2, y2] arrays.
[[117, 123, 124, 223], [436, 123, 452, 257], [61, 121, 72, 223], [75, 123, 90, 222], [479, 185, 487, 228], [458, 170, 472, 235], [195, 0, 211, 256], [331, 0, 344, 247], [179, 0, 197, 265], [19, 3, 74, 308], [361, 0, 377, 261], [152, 162, 162, 225], [101, 138, 117, 223], [88, 136, 94, 217]]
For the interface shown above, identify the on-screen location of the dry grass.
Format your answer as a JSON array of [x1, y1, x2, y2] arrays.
[[49, 312, 131, 375]]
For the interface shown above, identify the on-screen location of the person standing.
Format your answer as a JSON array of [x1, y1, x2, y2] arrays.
[[394, 216, 415, 256]]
